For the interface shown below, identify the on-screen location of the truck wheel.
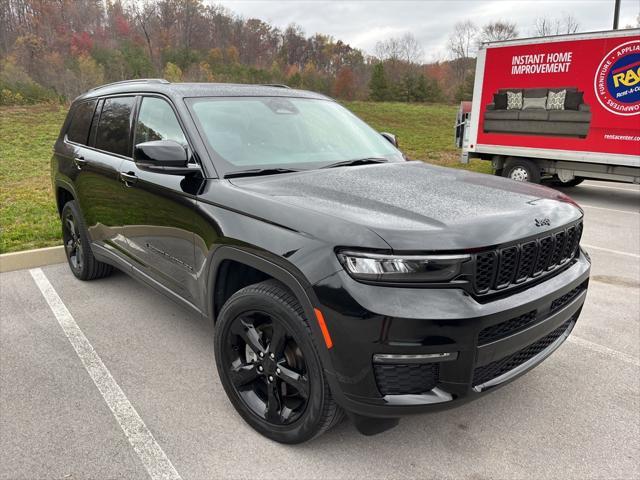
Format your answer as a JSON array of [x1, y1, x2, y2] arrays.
[[61, 201, 113, 281], [552, 177, 584, 187], [503, 158, 541, 183], [214, 279, 343, 444]]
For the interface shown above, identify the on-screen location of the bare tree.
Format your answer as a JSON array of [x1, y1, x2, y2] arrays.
[[374, 33, 424, 83], [533, 14, 580, 36], [375, 37, 402, 62], [563, 14, 580, 33], [448, 21, 478, 60], [398, 33, 424, 64], [478, 21, 518, 44], [128, 0, 158, 73], [448, 20, 478, 99], [375, 33, 424, 64]]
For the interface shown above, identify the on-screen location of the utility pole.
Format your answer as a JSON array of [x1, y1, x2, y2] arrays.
[[613, 0, 621, 29]]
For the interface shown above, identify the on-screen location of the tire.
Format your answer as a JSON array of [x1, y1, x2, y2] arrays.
[[214, 279, 343, 443], [502, 158, 541, 183], [61, 200, 113, 281], [551, 177, 584, 187]]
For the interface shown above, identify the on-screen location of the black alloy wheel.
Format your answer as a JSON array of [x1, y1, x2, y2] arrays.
[[60, 201, 113, 281], [214, 280, 342, 443], [63, 209, 84, 274], [224, 310, 310, 425]]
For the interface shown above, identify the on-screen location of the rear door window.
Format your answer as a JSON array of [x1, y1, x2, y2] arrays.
[[67, 100, 97, 145], [94, 96, 135, 156]]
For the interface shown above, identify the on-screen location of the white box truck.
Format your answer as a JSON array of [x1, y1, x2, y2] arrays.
[[457, 29, 640, 185]]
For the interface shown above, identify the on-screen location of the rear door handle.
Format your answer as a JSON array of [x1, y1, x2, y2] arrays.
[[120, 171, 138, 186], [73, 156, 87, 169]]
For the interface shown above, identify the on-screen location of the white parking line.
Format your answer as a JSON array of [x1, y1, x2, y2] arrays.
[[581, 204, 640, 215], [29, 268, 182, 480], [568, 335, 640, 368], [582, 244, 640, 259]]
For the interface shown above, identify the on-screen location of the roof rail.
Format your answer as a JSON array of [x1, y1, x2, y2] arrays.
[[261, 84, 291, 89], [89, 78, 170, 92]]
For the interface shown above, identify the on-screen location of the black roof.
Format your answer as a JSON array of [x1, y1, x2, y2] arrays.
[[75, 80, 331, 102]]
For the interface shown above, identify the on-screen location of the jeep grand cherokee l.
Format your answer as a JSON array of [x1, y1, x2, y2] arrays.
[[52, 80, 590, 443]]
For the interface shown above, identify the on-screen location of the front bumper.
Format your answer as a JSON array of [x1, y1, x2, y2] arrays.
[[312, 250, 590, 418]]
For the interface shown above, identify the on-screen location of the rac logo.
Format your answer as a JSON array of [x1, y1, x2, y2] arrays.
[[594, 39, 640, 116], [535, 218, 551, 227], [612, 62, 640, 88]]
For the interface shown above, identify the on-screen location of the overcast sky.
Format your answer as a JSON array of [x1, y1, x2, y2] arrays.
[[215, 0, 639, 61]]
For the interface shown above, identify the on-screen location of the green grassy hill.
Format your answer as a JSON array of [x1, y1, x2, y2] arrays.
[[0, 102, 490, 253]]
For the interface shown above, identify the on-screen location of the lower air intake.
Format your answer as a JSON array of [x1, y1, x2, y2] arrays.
[[472, 319, 573, 387], [374, 363, 439, 395]]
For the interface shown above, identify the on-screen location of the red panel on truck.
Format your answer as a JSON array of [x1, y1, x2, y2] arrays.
[[477, 34, 640, 156]]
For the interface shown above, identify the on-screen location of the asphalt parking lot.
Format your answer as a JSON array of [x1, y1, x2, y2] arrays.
[[1, 180, 639, 480]]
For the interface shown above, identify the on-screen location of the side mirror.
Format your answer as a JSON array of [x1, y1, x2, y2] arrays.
[[134, 140, 190, 173], [380, 132, 398, 148]]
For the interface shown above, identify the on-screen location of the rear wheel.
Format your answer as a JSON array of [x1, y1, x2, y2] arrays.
[[214, 279, 342, 443], [551, 176, 584, 187], [502, 158, 541, 183], [61, 201, 113, 280]]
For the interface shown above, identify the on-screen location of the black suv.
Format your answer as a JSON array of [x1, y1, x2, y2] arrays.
[[52, 80, 590, 443]]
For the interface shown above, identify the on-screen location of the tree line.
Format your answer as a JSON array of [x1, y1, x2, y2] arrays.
[[0, 0, 611, 106]]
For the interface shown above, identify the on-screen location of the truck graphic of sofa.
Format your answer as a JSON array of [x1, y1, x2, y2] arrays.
[[483, 87, 591, 138]]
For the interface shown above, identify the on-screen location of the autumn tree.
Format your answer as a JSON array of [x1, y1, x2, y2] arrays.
[[0, 0, 510, 104], [76, 54, 105, 94], [163, 62, 183, 82], [301, 62, 323, 91], [333, 66, 355, 100]]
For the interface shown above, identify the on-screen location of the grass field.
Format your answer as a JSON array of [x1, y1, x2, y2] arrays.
[[0, 102, 491, 253]]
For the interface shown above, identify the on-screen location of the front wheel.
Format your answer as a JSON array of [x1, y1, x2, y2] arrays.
[[502, 158, 541, 183], [214, 280, 342, 443]]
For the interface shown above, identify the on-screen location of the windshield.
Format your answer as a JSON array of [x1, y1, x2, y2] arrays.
[[187, 97, 403, 174]]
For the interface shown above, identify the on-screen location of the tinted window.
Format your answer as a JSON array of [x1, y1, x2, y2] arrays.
[[88, 99, 103, 147], [135, 97, 186, 146], [67, 100, 97, 145], [95, 96, 135, 156]]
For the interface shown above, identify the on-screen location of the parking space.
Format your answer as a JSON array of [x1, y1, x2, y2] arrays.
[[1, 180, 639, 479]]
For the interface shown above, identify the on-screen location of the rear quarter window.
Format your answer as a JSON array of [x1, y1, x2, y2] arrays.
[[66, 100, 97, 145]]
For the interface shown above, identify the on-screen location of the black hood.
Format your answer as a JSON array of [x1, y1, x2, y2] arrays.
[[228, 162, 583, 251]]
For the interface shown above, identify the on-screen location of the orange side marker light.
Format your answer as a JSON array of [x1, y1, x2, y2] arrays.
[[314, 308, 333, 349]]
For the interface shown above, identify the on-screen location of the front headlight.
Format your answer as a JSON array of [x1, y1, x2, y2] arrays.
[[337, 250, 470, 283]]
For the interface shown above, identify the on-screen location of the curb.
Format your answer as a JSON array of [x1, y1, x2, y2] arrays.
[[0, 246, 66, 273]]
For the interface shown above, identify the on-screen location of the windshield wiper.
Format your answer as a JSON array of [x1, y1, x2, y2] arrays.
[[321, 157, 388, 169], [224, 167, 300, 179]]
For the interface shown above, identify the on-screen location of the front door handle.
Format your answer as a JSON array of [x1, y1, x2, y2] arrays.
[[120, 171, 138, 187], [73, 156, 87, 169]]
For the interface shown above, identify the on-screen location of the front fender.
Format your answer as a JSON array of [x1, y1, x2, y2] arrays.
[[204, 245, 340, 391]]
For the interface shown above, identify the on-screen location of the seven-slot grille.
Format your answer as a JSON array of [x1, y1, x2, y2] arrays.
[[473, 221, 582, 295]]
